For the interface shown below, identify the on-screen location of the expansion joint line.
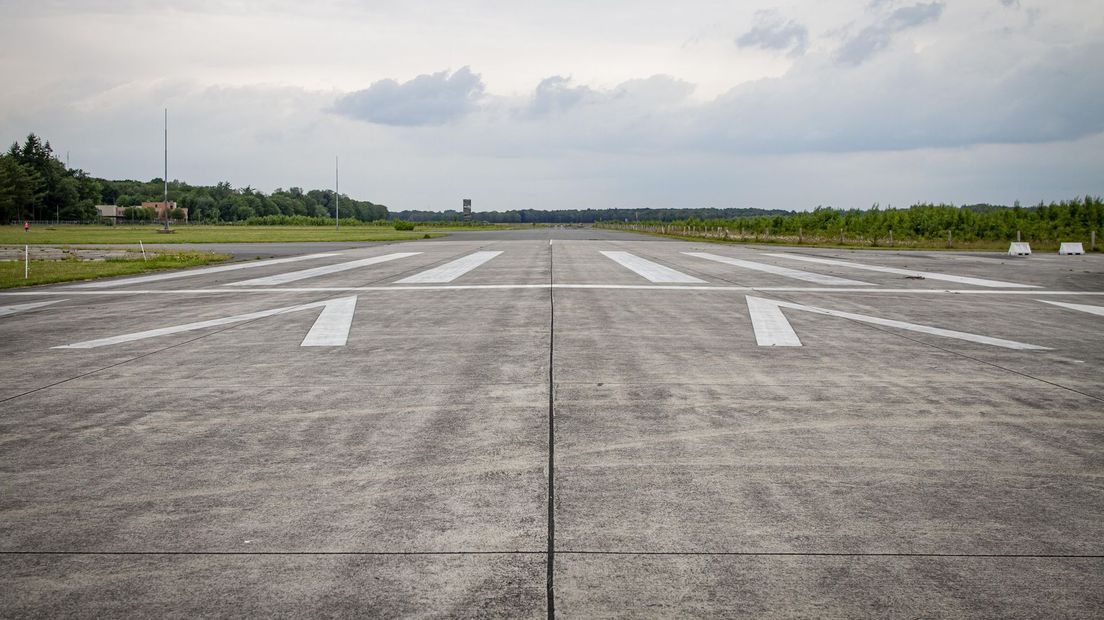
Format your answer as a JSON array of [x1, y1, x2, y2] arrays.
[[546, 240, 556, 619]]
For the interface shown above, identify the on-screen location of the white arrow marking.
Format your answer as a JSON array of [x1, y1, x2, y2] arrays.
[[600, 251, 705, 283], [396, 251, 503, 283], [745, 296, 1048, 350], [68, 253, 342, 288], [53, 296, 358, 349], [300, 295, 357, 346], [764, 253, 1038, 288], [684, 252, 873, 286], [0, 299, 65, 317], [746, 296, 803, 346], [1039, 300, 1104, 316], [229, 253, 421, 286]]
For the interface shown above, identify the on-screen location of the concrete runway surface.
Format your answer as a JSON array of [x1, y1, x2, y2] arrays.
[[2, 228, 1102, 617]]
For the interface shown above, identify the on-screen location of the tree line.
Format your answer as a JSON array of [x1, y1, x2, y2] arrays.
[[0, 134, 389, 224], [4, 134, 1100, 237], [0, 134, 103, 222], [394, 207, 789, 224]]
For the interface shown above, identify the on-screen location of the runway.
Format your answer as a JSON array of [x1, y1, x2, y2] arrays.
[[2, 229, 1102, 617]]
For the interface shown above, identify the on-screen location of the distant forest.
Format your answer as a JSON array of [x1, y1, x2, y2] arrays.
[[2, 134, 1100, 240], [391, 207, 790, 224], [0, 134, 387, 224]]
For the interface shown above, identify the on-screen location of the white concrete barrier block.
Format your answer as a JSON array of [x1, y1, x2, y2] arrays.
[[1008, 242, 1032, 256], [1059, 242, 1085, 255]]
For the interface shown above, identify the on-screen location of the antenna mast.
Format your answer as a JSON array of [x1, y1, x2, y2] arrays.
[[163, 108, 170, 231]]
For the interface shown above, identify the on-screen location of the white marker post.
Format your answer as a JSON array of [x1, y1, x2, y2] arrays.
[[140, 240, 148, 261], [24, 245, 29, 279]]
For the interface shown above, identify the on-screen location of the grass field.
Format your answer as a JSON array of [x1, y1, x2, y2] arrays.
[[1, 225, 449, 245], [0, 251, 231, 289]]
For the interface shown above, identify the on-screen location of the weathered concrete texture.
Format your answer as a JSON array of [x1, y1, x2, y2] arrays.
[[1, 385, 546, 553], [1, 236, 1102, 616], [555, 384, 1103, 554], [1, 553, 545, 618], [556, 554, 1104, 618]]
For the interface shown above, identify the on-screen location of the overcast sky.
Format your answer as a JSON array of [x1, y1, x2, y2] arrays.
[[1, 0, 1100, 211]]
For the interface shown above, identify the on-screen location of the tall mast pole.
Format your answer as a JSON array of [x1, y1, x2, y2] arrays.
[[335, 156, 340, 231], [163, 108, 170, 230]]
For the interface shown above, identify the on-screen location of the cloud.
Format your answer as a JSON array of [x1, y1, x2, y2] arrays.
[[999, 0, 1021, 7], [519, 74, 693, 135], [497, 34, 1104, 158], [526, 76, 596, 117], [612, 75, 695, 104], [333, 67, 484, 126], [837, 2, 945, 65], [702, 35, 1104, 154], [736, 11, 809, 57]]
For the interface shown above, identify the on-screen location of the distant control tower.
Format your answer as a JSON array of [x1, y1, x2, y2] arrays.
[[463, 199, 472, 221]]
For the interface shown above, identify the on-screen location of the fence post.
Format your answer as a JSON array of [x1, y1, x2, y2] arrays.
[[1017, 230, 1021, 242], [888, 229, 893, 246], [839, 229, 844, 244], [947, 230, 952, 248], [1092, 230, 1096, 250], [798, 227, 803, 244]]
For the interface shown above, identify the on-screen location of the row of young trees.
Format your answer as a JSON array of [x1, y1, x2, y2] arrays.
[[624, 199, 1103, 243], [0, 134, 390, 224]]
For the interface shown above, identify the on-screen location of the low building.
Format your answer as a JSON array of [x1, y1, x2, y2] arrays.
[[95, 205, 125, 222], [141, 201, 189, 222]]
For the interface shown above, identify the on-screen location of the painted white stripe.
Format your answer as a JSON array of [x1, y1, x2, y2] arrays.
[[300, 296, 357, 346], [600, 251, 705, 283], [0, 299, 65, 317], [395, 251, 502, 283], [229, 253, 421, 286], [746, 296, 802, 346], [764, 253, 1038, 288], [4, 286, 1104, 296], [685, 252, 873, 286], [1039, 300, 1104, 316], [69, 253, 341, 288], [54, 296, 358, 349], [745, 295, 1048, 350]]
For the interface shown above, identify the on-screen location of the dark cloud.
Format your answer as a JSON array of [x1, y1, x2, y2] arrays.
[[837, 2, 945, 65], [333, 67, 484, 126], [736, 11, 809, 57]]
